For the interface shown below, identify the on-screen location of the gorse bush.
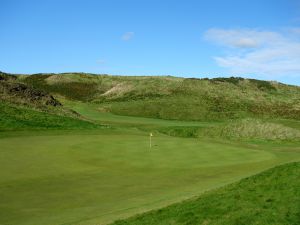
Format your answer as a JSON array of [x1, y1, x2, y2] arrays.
[[210, 76, 245, 85], [248, 79, 276, 91]]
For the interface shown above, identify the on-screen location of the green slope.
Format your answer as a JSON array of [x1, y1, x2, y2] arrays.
[[63, 101, 300, 142], [112, 162, 300, 225], [0, 102, 100, 131], [0, 72, 102, 130], [159, 118, 300, 141], [18, 72, 300, 121]]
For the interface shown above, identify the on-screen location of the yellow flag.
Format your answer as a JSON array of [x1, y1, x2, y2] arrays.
[[150, 133, 153, 137]]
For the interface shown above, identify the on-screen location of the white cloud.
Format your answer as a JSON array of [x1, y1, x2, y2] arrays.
[[121, 32, 134, 41], [96, 59, 105, 64], [204, 28, 300, 78], [233, 38, 259, 48]]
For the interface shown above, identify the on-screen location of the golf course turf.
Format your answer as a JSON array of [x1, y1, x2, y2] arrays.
[[112, 162, 300, 225], [1, 73, 300, 225], [1, 126, 300, 225]]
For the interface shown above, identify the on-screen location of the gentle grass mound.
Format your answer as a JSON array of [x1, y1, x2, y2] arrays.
[[0, 102, 99, 130], [159, 118, 300, 141], [203, 119, 300, 141], [112, 162, 300, 225]]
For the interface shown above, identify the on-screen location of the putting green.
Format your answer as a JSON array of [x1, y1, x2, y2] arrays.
[[0, 130, 297, 225]]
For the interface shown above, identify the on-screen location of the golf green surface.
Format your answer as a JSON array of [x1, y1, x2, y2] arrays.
[[1, 127, 300, 225]]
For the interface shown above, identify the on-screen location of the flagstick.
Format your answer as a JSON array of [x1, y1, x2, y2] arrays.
[[149, 133, 153, 150]]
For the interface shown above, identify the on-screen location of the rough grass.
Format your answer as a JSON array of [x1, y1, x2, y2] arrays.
[[18, 72, 300, 120], [0, 102, 100, 130], [159, 118, 300, 141], [0, 80, 62, 108], [23, 74, 99, 101], [203, 119, 300, 141], [112, 162, 300, 225], [100, 77, 300, 120]]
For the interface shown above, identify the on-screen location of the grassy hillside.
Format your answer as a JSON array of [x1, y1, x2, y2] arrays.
[[0, 102, 100, 130], [0, 72, 103, 130], [203, 118, 300, 141], [112, 162, 300, 225], [1, 72, 62, 110], [159, 118, 300, 141], [17, 72, 300, 121]]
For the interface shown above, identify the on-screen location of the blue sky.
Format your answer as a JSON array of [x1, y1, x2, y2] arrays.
[[1, 0, 300, 85]]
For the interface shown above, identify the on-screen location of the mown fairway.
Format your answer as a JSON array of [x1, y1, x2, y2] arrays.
[[1, 127, 300, 225]]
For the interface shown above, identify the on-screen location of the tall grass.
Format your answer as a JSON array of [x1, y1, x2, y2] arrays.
[[16, 73, 300, 121], [0, 102, 100, 130]]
